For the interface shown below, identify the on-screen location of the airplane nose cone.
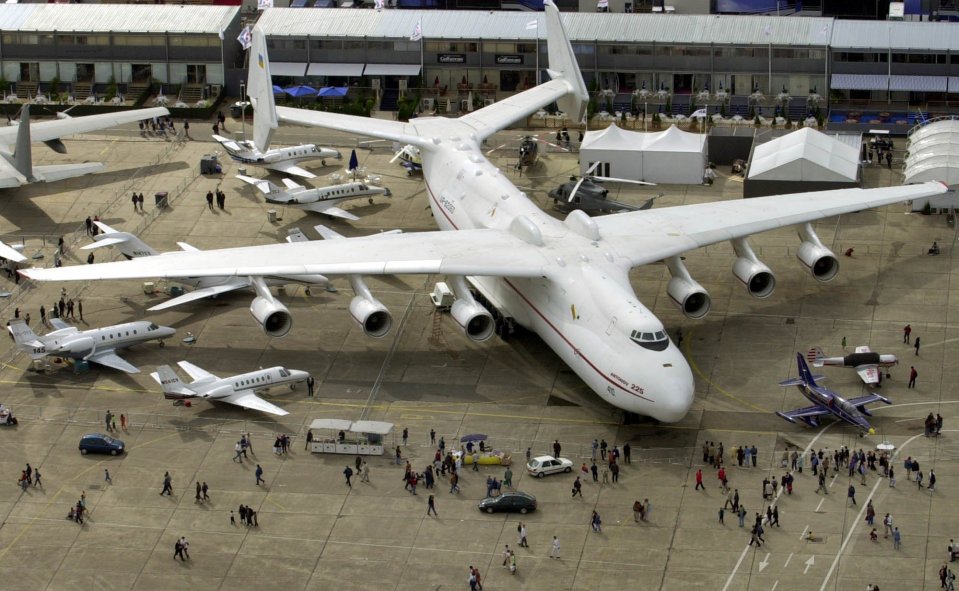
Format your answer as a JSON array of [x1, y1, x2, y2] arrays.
[[646, 347, 695, 423]]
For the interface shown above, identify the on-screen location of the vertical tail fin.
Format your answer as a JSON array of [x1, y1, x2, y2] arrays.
[[12, 105, 33, 179], [544, 0, 589, 124], [806, 346, 825, 367], [247, 26, 278, 153], [8, 320, 46, 359], [796, 352, 818, 387], [151, 365, 194, 398]]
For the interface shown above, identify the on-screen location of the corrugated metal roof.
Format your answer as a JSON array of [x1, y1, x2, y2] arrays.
[[832, 19, 959, 50], [0, 4, 239, 34], [257, 8, 833, 46]]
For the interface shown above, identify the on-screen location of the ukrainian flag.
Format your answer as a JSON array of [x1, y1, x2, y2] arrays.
[[258, 54, 264, 69]]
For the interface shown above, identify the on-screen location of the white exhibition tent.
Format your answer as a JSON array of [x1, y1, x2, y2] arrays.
[[579, 124, 706, 184], [747, 127, 860, 183], [904, 119, 959, 187]]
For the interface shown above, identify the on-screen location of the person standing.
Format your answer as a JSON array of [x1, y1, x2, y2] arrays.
[[230, 510, 236, 526], [929, 470, 937, 492], [718, 506, 725, 525], [255, 464, 264, 486], [138, 193, 145, 211], [519, 523, 528, 548], [402, 428, 409, 446], [893, 527, 901, 550], [623, 442, 631, 464], [904, 324, 912, 343], [174, 538, 185, 561], [738, 505, 746, 527], [915, 336, 921, 356], [848, 484, 856, 505], [553, 440, 561, 457], [183, 119, 190, 139], [132, 192, 138, 212], [549, 536, 561, 559], [504, 467, 513, 489], [909, 366, 918, 389], [361, 461, 370, 483], [77, 299, 83, 322], [427, 494, 437, 516], [751, 445, 758, 467], [104, 410, 113, 432], [179, 537, 190, 560], [883, 513, 893, 538], [306, 376, 315, 397]]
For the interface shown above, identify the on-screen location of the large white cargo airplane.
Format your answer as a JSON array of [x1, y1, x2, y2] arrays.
[[151, 361, 307, 416], [0, 104, 169, 188], [22, 3, 948, 423], [82, 221, 329, 333], [9, 318, 175, 373], [213, 134, 340, 179]]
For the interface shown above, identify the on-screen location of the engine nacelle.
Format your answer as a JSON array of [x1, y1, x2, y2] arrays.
[[349, 295, 393, 338], [797, 241, 839, 283], [733, 257, 776, 299], [250, 296, 293, 338], [62, 336, 95, 355], [450, 299, 494, 342], [667, 277, 712, 320]]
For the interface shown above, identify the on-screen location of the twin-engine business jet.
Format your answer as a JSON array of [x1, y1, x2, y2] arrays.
[[213, 134, 340, 179], [236, 175, 390, 220], [22, 2, 948, 423], [9, 318, 174, 373], [151, 361, 308, 416], [0, 104, 169, 187]]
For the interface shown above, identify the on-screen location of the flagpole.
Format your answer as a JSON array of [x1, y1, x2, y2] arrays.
[[420, 19, 424, 91]]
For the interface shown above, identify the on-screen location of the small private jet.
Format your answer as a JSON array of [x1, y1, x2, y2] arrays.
[[236, 175, 390, 220], [151, 360, 309, 416], [213, 134, 340, 178], [777, 353, 891, 433], [82, 221, 329, 336], [806, 345, 898, 385], [9, 318, 174, 373], [0, 104, 169, 188]]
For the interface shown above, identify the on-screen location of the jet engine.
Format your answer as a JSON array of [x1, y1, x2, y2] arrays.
[[447, 276, 494, 342], [61, 336, 95, 355], [250, 296, 293, 338], [349, 295, 392, 338], [731, 238, 776, 299], [666, 257, 711, 320], [796, 223, 839, 283]]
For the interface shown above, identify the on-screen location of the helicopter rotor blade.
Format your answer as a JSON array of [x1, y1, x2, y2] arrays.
[[584, 161, 601, 176], [485, 143, 508, 156], [568, 176, 587, 203], [590, 176, 656, 186]]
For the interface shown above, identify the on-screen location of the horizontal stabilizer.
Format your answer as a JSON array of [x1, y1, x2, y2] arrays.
[[82, 235, 134, 250], [236, 174, 274, 195], [31, 162, 105, 183], [176, 360, 218, 383]]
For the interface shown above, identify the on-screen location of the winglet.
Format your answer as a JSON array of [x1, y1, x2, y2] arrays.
[[12, 104, 33, 179], [248, 25, 278, 153], [544, 0, 589, 124]]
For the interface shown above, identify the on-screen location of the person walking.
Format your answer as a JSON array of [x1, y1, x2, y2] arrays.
[[255, 464, 264, 486], [909, 366, 918, 388], [915, 337, 921, 356], [233, 441, 244, 463], [195, 482, 202, 504], [160, 471, 173, 496], [695, 468, 704, 491], [179, 537, 190, 560], [519, 523, 528, 547], [361, 461, 370, 483], [104, 469, 112, 485], [174, 538, 185, 561], [202, 482, 209, 501], [549, 536, 561, 559], [230, 510, 236, 526], [205, 190, 214, 211], [883, 513, 893, 538], [893, 527, 901, 550], [343, 466, 353, 487], [929, 470, 937, 492], [571, 476, 582, 498], [427, 494, 437, 516], [848, 484, 857, 505], [718, 506, 725, 525]]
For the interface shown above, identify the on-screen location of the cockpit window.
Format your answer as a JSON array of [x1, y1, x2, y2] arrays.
[[279, 369, 290, 378], [630, 329, 669, 352], [148, 323, 159, 331]]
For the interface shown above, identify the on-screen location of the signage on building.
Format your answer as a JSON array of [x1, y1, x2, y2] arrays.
[[495, 55, 523, 65], [438, 54, 466, 64]]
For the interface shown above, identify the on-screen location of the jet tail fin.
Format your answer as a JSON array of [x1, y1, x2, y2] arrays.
[[544, 0, 589, 124], [151, 365, 195, 398], [806, 346, 825, 367], [796, 352, 819, 387], [8, 319, 46, 359], [12, 105, 33, 179], [247, 26, 278, 153]]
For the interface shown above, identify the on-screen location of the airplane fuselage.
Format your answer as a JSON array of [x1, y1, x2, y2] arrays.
[[41, 320, 174, 358], [219, 140, 340, 169], [179, 366, 308, 400], [270, 182, 390, 207], [794, 383, 869, 430], [417, 127, 694, 421]]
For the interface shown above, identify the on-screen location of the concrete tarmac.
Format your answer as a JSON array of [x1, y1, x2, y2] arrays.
[[0, 118, 954, 590]]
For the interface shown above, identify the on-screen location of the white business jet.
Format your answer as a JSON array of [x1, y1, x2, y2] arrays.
[[236, 174, 390, 220], [0, 104, 169, 188], [9, 318, 175, 373], [213, 134, 340, 179], [23, 3, 948, 423], [151, 361, 308, 416], [82, 221, 329, 335]]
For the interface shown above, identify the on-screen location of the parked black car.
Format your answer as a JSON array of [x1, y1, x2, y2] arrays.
[[478, 491, 537, 514]]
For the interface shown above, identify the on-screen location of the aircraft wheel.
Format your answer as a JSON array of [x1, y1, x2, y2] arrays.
[[290, 384, 296, 390], [158, 341, 165, 348], [321, 160, 326, 166], [305, 288, 311, 296], [369, 198, 374, 205]]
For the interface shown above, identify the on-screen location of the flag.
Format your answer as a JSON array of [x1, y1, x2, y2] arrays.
[[690, 108, 707, 119], [597, 0, 608, 7], [526, 20, 538, 29], [410, 20, 423, 41], [763, 23, 771, 37], [237, 26, 253, 51], [257, 0, 272, 9], [374, 0, 384, 9]]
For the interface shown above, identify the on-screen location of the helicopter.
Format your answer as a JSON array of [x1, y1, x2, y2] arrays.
[[390, 144, 422, 176], [548, 162, 659, 214], [486, 134, 568, 172]]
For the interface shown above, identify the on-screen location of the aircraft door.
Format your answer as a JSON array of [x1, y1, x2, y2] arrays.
[[605, 315, 617, 336]]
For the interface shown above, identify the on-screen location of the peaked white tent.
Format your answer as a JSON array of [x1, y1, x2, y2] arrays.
[[744, 128, 861, 197], [579, 124, 706, 184]]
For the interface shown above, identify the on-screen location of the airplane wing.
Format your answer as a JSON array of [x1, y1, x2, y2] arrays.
[[309, 205, 360, 221], [856, 365, 880, 384], [176, 360, 218, 382], [855, 346, 872, 353], [270, 162, 315, 179], [847, 393, 892, 408], [776, 405, 831, 423], [0, 241, 26, 263], [594, 183, 948, 269], [222, 390, 290, 416], [0, 107, 169, 146], [48, 318, 73, 331], [147, 282, 249, 311], [23, 229, 551, 282], [32, 163, 106, 183], [458, 79, 576, 142], [87, 350, 139, 373]]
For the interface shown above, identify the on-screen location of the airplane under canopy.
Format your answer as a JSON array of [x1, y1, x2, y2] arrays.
[[21, 1, 948, 423]]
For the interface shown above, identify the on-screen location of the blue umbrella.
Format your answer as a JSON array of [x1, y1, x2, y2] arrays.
[[284, 85, 317, 97], [318, 86, 348, 98], [272, 85, 285, 94], [348, 149, 359, 172]]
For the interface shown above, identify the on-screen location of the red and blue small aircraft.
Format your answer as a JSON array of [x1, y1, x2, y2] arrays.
[[777, 353, 891, 433]]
